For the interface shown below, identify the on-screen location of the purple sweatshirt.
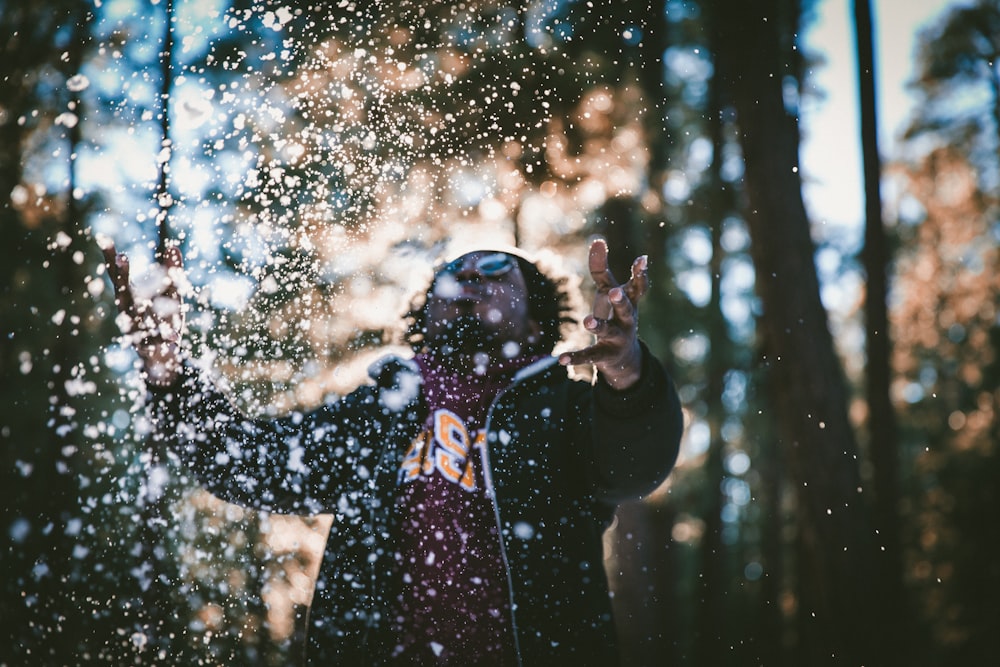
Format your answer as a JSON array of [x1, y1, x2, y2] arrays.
[[387, 352, 540, 666]]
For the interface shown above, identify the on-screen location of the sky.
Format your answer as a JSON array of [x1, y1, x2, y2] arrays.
[[800, 0, 961, 229]]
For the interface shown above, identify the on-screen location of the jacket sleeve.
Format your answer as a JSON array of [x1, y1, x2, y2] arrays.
[[587, 342, 683, 503], [148, 363, 388, 515]]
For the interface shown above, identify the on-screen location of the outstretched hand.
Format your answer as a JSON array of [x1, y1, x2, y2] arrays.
[[559, 238, 647, 390], [101, 241, 186, 387]]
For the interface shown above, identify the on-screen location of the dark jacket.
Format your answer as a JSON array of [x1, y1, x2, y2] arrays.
[[152, 345, 683, 666]]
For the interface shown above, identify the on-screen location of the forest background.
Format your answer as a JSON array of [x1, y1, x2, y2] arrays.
[[2, 0, 998, 665]]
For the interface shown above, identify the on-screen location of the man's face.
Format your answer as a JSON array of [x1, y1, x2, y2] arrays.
[[422, 251, 538, 356]]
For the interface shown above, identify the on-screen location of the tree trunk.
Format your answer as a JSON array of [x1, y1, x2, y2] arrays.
[[155, 0, 175, 255], [694, 56, 732, 667], [712, 1, 882, 663], [854, 0, 907, 658], [755, 422, 789, 667]]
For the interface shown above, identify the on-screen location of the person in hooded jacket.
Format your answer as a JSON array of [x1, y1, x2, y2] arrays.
[[103, 237, 683, 666]]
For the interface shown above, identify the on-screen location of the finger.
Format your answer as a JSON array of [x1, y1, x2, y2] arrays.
[[585, 310, 637, 347], [588, 239, 617, 321], [100, 242, 118, 276], [559, 344, 600, 367], [104, 249, 137, 318], [588, 238, 618, 290], [592, 293, 613, 322], [156, 244, 185, 302], [101, 243, 123, 290], [558, 340, 619, 368], [608, 286, 636, 329], [582, 314, 605, 335], [623, 254, 649, 303], [158, 244, 184, 271]]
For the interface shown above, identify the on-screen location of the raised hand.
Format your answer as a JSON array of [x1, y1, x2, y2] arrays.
[[101, 240, 187, 387], [559, 238, 647, 390]]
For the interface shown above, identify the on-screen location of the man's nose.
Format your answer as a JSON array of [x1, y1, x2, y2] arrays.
[[453, 261, 484, 282]]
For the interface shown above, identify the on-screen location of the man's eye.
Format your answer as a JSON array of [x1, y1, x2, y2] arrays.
[[477, 255, 514, 277]]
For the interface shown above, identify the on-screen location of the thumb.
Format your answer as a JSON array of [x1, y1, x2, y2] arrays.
[[158, 244, 184, 270]]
